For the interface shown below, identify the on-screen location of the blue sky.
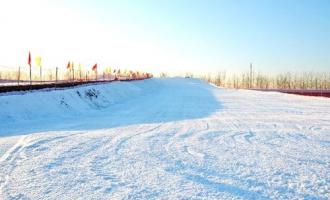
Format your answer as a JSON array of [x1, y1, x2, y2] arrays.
[[1, 0, 329, 74]]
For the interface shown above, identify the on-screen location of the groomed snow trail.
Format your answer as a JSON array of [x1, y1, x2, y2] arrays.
[[0, 78, 329, 199]]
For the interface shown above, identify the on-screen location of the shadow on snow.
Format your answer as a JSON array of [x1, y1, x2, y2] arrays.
[[0, 78, 222, 136]]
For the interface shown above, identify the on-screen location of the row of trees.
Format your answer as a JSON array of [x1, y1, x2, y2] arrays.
[[201, 71, 330, 90]]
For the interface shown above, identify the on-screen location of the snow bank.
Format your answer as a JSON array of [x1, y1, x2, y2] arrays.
[[1, 78, 218, 136], [0, 79, 161, 127]]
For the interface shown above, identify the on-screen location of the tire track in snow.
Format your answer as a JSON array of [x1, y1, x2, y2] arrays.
[[114, 124, 163, 156], [0, 136, 28, 163], [79, 124, 166, 196], [0, 132, 85, 198], [141, 120, 261, 198], [0, 135, 29, 196]]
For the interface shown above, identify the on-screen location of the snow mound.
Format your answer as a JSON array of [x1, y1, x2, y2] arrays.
[[0, 78, 217, 136], [0, 79, 161, 129]]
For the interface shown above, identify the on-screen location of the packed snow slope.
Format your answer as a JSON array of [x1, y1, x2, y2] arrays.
[[0, 78, 329, 200]]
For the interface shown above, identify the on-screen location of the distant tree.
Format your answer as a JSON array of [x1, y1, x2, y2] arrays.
[[160, 72, 168, 78]]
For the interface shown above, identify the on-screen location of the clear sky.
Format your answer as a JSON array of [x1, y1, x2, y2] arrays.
[[0, 0, 329, 74]]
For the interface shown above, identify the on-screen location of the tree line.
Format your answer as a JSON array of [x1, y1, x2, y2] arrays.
[[201, 71, 330, 90]]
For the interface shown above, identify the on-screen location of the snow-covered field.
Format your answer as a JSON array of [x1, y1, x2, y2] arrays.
[[0, 78, 329, 199]]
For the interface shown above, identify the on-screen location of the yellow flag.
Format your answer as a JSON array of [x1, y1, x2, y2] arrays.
[[35, 56, 42, 67]]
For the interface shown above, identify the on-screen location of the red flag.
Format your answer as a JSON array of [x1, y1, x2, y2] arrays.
[[28, 51, 31, 67], [92, 63, 97, 71], [67, 61, 71, 69]]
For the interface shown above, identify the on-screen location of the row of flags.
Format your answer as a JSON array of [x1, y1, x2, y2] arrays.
[[27, 51, 152, 78], [29, 51, 98, 72], [66, 62, 97, 71], [28, 51, 42, 67]]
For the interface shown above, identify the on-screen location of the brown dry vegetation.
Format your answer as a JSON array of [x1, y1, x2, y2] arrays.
[[201, 71, 330, 90]]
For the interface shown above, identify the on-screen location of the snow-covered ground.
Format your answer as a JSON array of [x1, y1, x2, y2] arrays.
[[0, 78, 329, 199]]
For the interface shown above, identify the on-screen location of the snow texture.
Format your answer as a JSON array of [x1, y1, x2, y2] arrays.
[[0, 78, 329, 199]]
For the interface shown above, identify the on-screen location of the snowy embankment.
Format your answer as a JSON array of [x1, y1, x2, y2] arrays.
[[0, 78, 329, 199], [0, 79, 160, 135]]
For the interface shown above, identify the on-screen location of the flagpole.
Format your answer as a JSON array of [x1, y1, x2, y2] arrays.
[[28, 52, 32, 86], [92, 64, 97, 81], [29, 64, 32, 85], [94, 68, 97, 81], [55, 67, 58, 83], [72, 63, 75, 82], [18, 66, 20, 86], [69, 69, 71, 82], [79, 68, 82, 81], [40, 65, 42, 83]]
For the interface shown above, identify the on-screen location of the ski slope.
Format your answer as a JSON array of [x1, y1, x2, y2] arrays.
[[0, 78, 329, 199]]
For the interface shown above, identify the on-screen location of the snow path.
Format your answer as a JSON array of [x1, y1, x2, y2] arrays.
[[0, 78, 329, 199]]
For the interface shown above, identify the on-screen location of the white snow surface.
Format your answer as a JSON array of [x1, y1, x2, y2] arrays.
[[0, 78, 329, 200]]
